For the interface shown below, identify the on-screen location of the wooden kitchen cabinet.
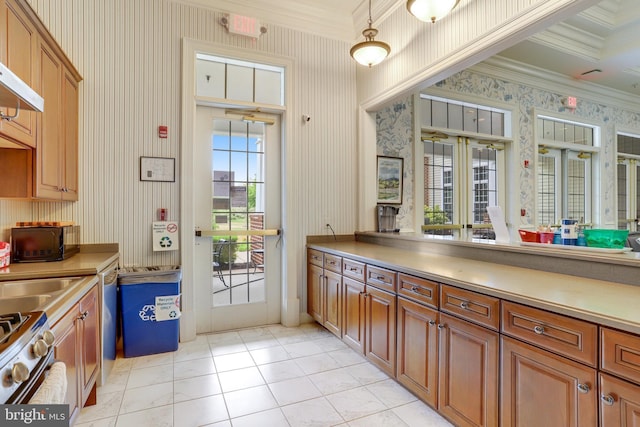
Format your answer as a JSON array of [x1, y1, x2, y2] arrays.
[[501, 335, 597, 427], [342, 276, 365, 353], [438, 312, 499, 427], [323, 269, 342, 336], [306, 249, 342, 338], [599, 372, 640, 426], [0, 0, 37, 147], [397, 296, 438, 406], [307, 258, 322, 323], [364, 284, 396, 376], [52, 284, 100, 425]]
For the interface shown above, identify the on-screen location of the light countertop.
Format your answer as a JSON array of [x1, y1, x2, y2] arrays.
[[309, 240, 640, 335]]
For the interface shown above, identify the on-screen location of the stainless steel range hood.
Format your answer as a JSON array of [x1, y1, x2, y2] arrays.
[[0, 62, 43, 113]]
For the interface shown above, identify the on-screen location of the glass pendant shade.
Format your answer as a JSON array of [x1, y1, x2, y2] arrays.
[[350, 28, 390, 67], [406, 0, 459, 23]]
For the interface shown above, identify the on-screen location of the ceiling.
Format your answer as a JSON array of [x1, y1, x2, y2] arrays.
[[180, 0, 640, 96]]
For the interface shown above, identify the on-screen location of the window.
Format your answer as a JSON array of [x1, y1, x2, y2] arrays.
[[536, 115, 598, 226], [617, 133, 640, 231]]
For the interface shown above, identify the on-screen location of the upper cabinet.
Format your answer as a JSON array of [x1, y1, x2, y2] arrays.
[[0, 0, 81, 200], [0, 0, 37, 148]]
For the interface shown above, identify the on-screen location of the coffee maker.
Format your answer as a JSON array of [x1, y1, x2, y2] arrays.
[[376, 205, 400, 232]]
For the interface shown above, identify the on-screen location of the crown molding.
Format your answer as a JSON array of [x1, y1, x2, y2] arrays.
[[531, 22, 604, 61]]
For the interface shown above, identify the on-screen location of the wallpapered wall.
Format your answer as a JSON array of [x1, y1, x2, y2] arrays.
[[376, 67, 640, 232]]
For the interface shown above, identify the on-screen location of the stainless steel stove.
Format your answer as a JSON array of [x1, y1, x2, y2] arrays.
[[0, 311, 55, 404]]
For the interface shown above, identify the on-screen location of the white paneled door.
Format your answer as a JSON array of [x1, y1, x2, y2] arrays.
[[194, 106, 282, 332]]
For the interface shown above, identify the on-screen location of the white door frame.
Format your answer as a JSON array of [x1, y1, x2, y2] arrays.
[[180, 38, 298, 341]]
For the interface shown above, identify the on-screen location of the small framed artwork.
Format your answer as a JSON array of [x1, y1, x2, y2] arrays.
[[376, 156, 403, 204], [140, 156, 175, 182]]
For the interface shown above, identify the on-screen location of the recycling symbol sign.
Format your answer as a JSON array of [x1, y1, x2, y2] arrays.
[[153, 221, 179, 251], [159, 236, 172, 248], [139, 304, 156, 321]]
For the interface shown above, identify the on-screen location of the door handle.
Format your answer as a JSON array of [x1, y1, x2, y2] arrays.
[[196, 229, 281, 237]]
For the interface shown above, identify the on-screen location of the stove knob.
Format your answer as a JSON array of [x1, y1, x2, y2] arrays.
[[42, 330, 55, 346], [11, 362, 30, 384], [33, 339, 49, 358]]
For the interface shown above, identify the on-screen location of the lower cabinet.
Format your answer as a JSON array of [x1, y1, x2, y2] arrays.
[[396, 297, 438, 406], [364, 285, 396, 377], [438, 312, 499, 427], [599, 373, 640, 426], [501, 335, 597, 427], [342, 276, 365, 353], [52, 284, 100, 424], [323, 270, 341, 337]]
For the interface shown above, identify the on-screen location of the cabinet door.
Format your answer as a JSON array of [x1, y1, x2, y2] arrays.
[[501, 336, 597, 427], [0, 0, 37, 147], [438, 312, 499, 427], [79, 285, 99, 405], [51, 304, 80, 423], [600, 373, 640, 426], [61, 67, 79, 200], [323, 270, 341, 337], [397, 297, 438, 407], [365, 286, 396, 376], [35, 39, 63, 199], [307, 263, 323, 323], [342, 276, 365, 353]]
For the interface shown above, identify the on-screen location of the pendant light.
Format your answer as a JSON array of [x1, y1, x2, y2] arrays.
[[406, 0, 459, 23], [350, 0, 390, 67]]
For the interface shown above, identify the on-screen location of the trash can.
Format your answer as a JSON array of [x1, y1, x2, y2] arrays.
[[118, 265, 181, 358]]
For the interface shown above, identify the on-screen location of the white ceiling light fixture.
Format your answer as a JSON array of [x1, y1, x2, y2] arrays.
[[406, 0, 460, 23], [350, 0, 390, 67]]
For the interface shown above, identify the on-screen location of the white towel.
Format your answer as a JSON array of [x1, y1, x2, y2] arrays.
[[29, 362, 67, 405]]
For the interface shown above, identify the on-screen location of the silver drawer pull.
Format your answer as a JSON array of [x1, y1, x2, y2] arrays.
[[411, 286, 420, 293], [437, 324, 446, 330], [350, 267, 359, 272], [601, 394, 615, 406], [376, 275, 386, 281], [577, 383, 590, 394], [460, 301, 469, 309], [428, 320, 436, 326], [533, 325, 545, 335]]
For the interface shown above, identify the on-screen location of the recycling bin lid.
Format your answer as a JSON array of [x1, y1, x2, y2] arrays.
[[118, 265, 181, 282]]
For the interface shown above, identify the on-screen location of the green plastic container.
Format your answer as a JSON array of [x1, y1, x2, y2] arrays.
[[583, 229, 629, 249]]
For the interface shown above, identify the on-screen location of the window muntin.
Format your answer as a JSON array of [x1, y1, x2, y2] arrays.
[[617, 133, 640, 231]]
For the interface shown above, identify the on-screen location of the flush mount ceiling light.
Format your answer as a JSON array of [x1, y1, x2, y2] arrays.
[[350, 0, 390, 67], [406, 0, 460, 23]]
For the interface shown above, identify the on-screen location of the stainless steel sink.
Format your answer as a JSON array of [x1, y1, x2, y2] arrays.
[[0, 277, 80, 297], [0, 295, 52, 313]]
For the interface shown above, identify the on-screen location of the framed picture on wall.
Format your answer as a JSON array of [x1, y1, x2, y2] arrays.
[[376, 156, 403, 204]]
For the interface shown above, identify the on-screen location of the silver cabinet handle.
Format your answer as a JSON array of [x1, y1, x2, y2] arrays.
[[428, 320, 436, 326], [411, 286, 419, 293], [437, 324, 446, 330], [601, 394, 615, 406], [460, 301, 469, 309], [577, 383, 590, 394], [376, 275, 386, 281], [533, 325, 545, 335]]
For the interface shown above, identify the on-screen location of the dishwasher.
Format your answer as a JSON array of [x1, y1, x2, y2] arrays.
[[99, 261, 119, 386]]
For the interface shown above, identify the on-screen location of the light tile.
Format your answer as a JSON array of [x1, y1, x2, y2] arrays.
[[202, 421, 231, 427], [348, 362, 389, 385], [130, 352, 174, 370], [283, 341, 325, 358], [174, 342, 213, 362], [115, 405, 173, 427], [313, 336, 349, 352], [250, 345, 291, 365], [76, 390, 123, 424], [210, 341, 247, 356], [268, 376, 322, 406], [173, 356, 216, 380], [74, 417, 117, 427], [98, 369, 129, 395], [294, 353, 342, 375], [280, 396, 344, 427], [258, 360, 305, 383], [213, 351, 255, 372], [120, 382, 174, 414], [217, 366, 265, 392], [366, 379, 417, 408], [173, 394, 228, 427], [126, 364, 174, 388], [223, 385, 278, 418], [326, 387, 387, 421], [308, 367, 361, 395], [391, 400, 455, 427], [328, 348, 366, 367], [231, 408, 289, 427], [347, 409, 409, 427], [174, 373, 222, 403]]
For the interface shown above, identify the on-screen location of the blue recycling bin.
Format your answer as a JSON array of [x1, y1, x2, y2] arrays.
[[118, 266, 181, 358]]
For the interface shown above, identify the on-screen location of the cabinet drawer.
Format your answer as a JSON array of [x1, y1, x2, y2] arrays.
[[342, 258, 365, 282], [601, 327, 640, 384], [324, 253, 342, 274], [501, 301, 597, 367], [307, 249, 323, 267], [440, 285, 499, 330], [398, 273, 438, 309], [366, 265, 396, 293]]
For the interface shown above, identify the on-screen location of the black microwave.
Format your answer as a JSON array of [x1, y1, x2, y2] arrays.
[[10, 226, 80, 262]]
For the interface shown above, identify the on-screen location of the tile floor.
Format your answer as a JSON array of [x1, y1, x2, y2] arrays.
[[75, 323, 454, 427]]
